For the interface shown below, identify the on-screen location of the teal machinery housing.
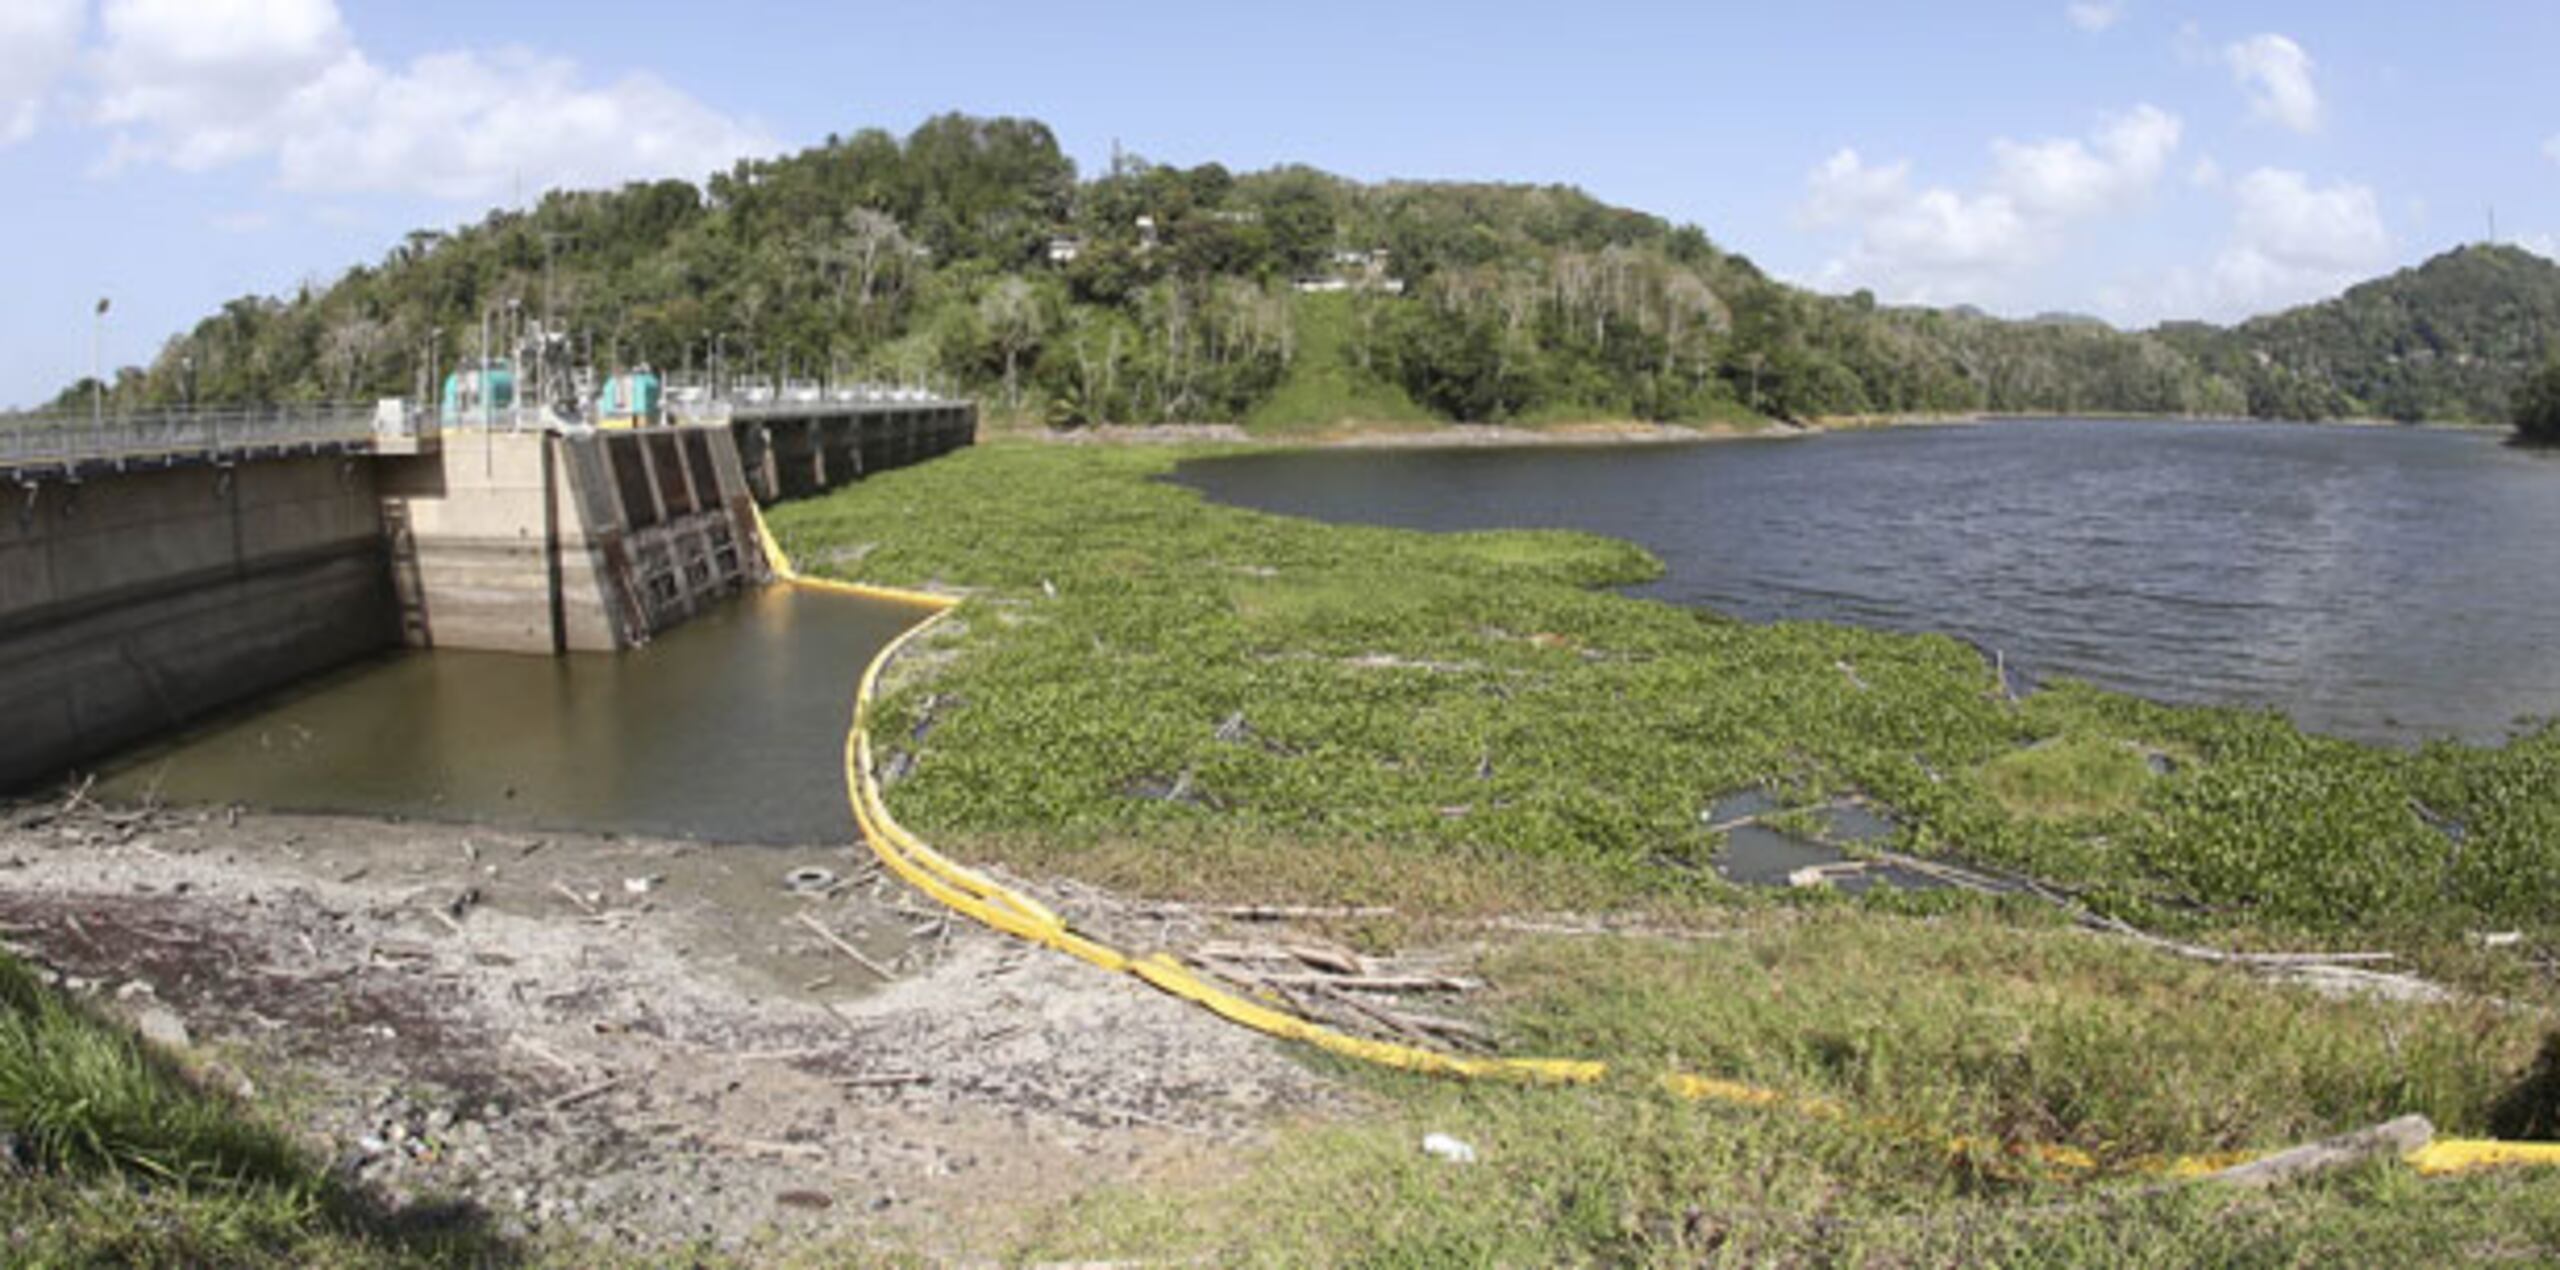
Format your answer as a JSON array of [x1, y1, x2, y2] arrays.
[[440, 363, 517, 427]]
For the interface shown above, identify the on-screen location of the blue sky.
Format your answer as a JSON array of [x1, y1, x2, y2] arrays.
[[2, 0, 2555, 407]]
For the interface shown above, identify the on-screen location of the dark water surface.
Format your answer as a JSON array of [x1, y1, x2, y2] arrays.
[[1176, 419, 2560, 744], [101, 586, 933, 843]]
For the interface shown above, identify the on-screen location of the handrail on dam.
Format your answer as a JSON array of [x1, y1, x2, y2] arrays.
[[0, 403, 388, 475]]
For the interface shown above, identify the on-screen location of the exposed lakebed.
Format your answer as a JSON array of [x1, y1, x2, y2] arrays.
[[1177, 419, 2560, 745]]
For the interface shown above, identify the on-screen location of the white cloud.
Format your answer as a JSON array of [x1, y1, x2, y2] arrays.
[[1804, 105, 2180, 306], [2520, 234, 2557, 264], [0, 0, 86, 145], [2123, 168, 2387, 321], [88, 0, 770, 200], [1804, 148, 1911, 223], [2544, 134, 2560, 166], [2065, 2, 2122, 33], [2224, 33, 2321, 134], [2228, 169, 2385, 270], [1989, 103, 2180, 217], [2189, 156, 2223, 188]]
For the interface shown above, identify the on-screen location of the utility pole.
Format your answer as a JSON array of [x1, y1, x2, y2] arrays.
[[425, 329, 442, 411], [541, 231, 577, 416]]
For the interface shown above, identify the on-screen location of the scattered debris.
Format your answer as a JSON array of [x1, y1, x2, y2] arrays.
[[795, 911, 897, 982], [2210, 1115, 2433, 1189], [0, 798, 1332, 1255], [1421, 1133, 1479, 1165]]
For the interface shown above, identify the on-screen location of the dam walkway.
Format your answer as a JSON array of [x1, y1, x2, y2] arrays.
[[0, 404, 387, 480]]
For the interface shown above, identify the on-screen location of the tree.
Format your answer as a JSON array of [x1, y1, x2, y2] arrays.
[[2517, 359, 2560, 444], [976, 276, 1050, 412]]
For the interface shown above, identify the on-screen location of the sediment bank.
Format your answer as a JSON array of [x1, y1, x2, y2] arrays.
[[0, 796, 1331, 1257]]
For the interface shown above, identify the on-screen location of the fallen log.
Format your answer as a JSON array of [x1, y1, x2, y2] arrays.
[[1250, 972, 1480, 994], [2209, 1115, 2434, 1189]]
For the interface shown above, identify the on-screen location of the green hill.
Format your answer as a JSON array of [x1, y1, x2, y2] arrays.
[[2164, 244, 2560, 423], [42, 113, 2560, 430]]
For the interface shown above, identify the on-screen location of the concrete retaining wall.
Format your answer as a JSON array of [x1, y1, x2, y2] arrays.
[[378, 428, 765, 655], [0, 456, 396, 789]]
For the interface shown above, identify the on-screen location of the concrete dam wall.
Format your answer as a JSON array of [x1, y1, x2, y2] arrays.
[[379, 429, 766, 655], [0, 402, 976, 791], [0, 455, 396, 789]]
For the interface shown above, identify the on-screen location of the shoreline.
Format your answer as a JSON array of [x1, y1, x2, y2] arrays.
[[990, 410, 2505, 452]]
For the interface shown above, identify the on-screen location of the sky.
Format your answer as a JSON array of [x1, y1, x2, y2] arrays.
[[2, 0, 2556, 408]]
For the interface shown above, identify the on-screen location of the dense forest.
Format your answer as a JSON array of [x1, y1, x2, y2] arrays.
[[38, 114, 2560, 429]]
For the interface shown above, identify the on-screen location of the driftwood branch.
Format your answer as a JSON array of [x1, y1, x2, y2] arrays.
[[1151, 903, 1397, 922], [1246, 971, 1479, 993], [2209, 1115, 2433, 1189], [546, 1076, 622, 1111], [796, 911, 897, 981]]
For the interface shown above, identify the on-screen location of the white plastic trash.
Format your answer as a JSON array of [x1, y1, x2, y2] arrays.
[[1421, 1133, 1478, 1165]]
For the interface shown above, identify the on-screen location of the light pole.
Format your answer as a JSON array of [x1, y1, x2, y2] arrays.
[[505, 298, 522, 429], [91, 297, 110, 427], [182, 352, 195, 415]]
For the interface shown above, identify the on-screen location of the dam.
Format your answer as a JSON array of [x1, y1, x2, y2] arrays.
[[0, 389, 975, 791]]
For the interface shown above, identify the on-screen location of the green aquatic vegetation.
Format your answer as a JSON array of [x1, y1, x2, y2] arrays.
[[770, 442, 2560, 950], [776, 442, 2560, 1265], [1978, 734, 2159, 822]]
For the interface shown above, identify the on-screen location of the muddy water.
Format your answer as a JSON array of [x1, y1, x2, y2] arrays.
[[1703, 791, 1942, 895], [101, 585, 937, 845]]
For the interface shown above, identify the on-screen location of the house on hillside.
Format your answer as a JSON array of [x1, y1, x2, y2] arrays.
[[1294, 247, 1404, 295]]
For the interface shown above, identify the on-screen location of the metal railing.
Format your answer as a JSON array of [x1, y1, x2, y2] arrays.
[[0, 403, 382, 471], [661, 378, 959, 422]]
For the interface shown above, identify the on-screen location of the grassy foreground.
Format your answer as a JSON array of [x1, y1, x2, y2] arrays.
[[769, 441, 2560, 1263], [0, 954, 512, 1266]]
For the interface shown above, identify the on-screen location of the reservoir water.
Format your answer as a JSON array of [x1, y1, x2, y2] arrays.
[[100, 586, 935, 843], [1176, 419, 2560, 745]]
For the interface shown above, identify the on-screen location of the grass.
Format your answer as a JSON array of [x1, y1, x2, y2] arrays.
[[0, 954, 514, 1266], [1978, 733, 2162, 821], [766, 438, 2560, 1263], [1011, 911, 2560, 1265], [1022, 1083, 2560, 1265], [1244, 294, 1439, 434]]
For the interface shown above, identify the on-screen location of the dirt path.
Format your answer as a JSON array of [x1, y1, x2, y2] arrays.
[[0, 798, 1340, 1257]]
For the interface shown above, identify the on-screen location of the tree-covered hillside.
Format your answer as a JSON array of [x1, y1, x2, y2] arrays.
[[42, 114, 2560, 428], [2157, 244, 2560, 423]]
